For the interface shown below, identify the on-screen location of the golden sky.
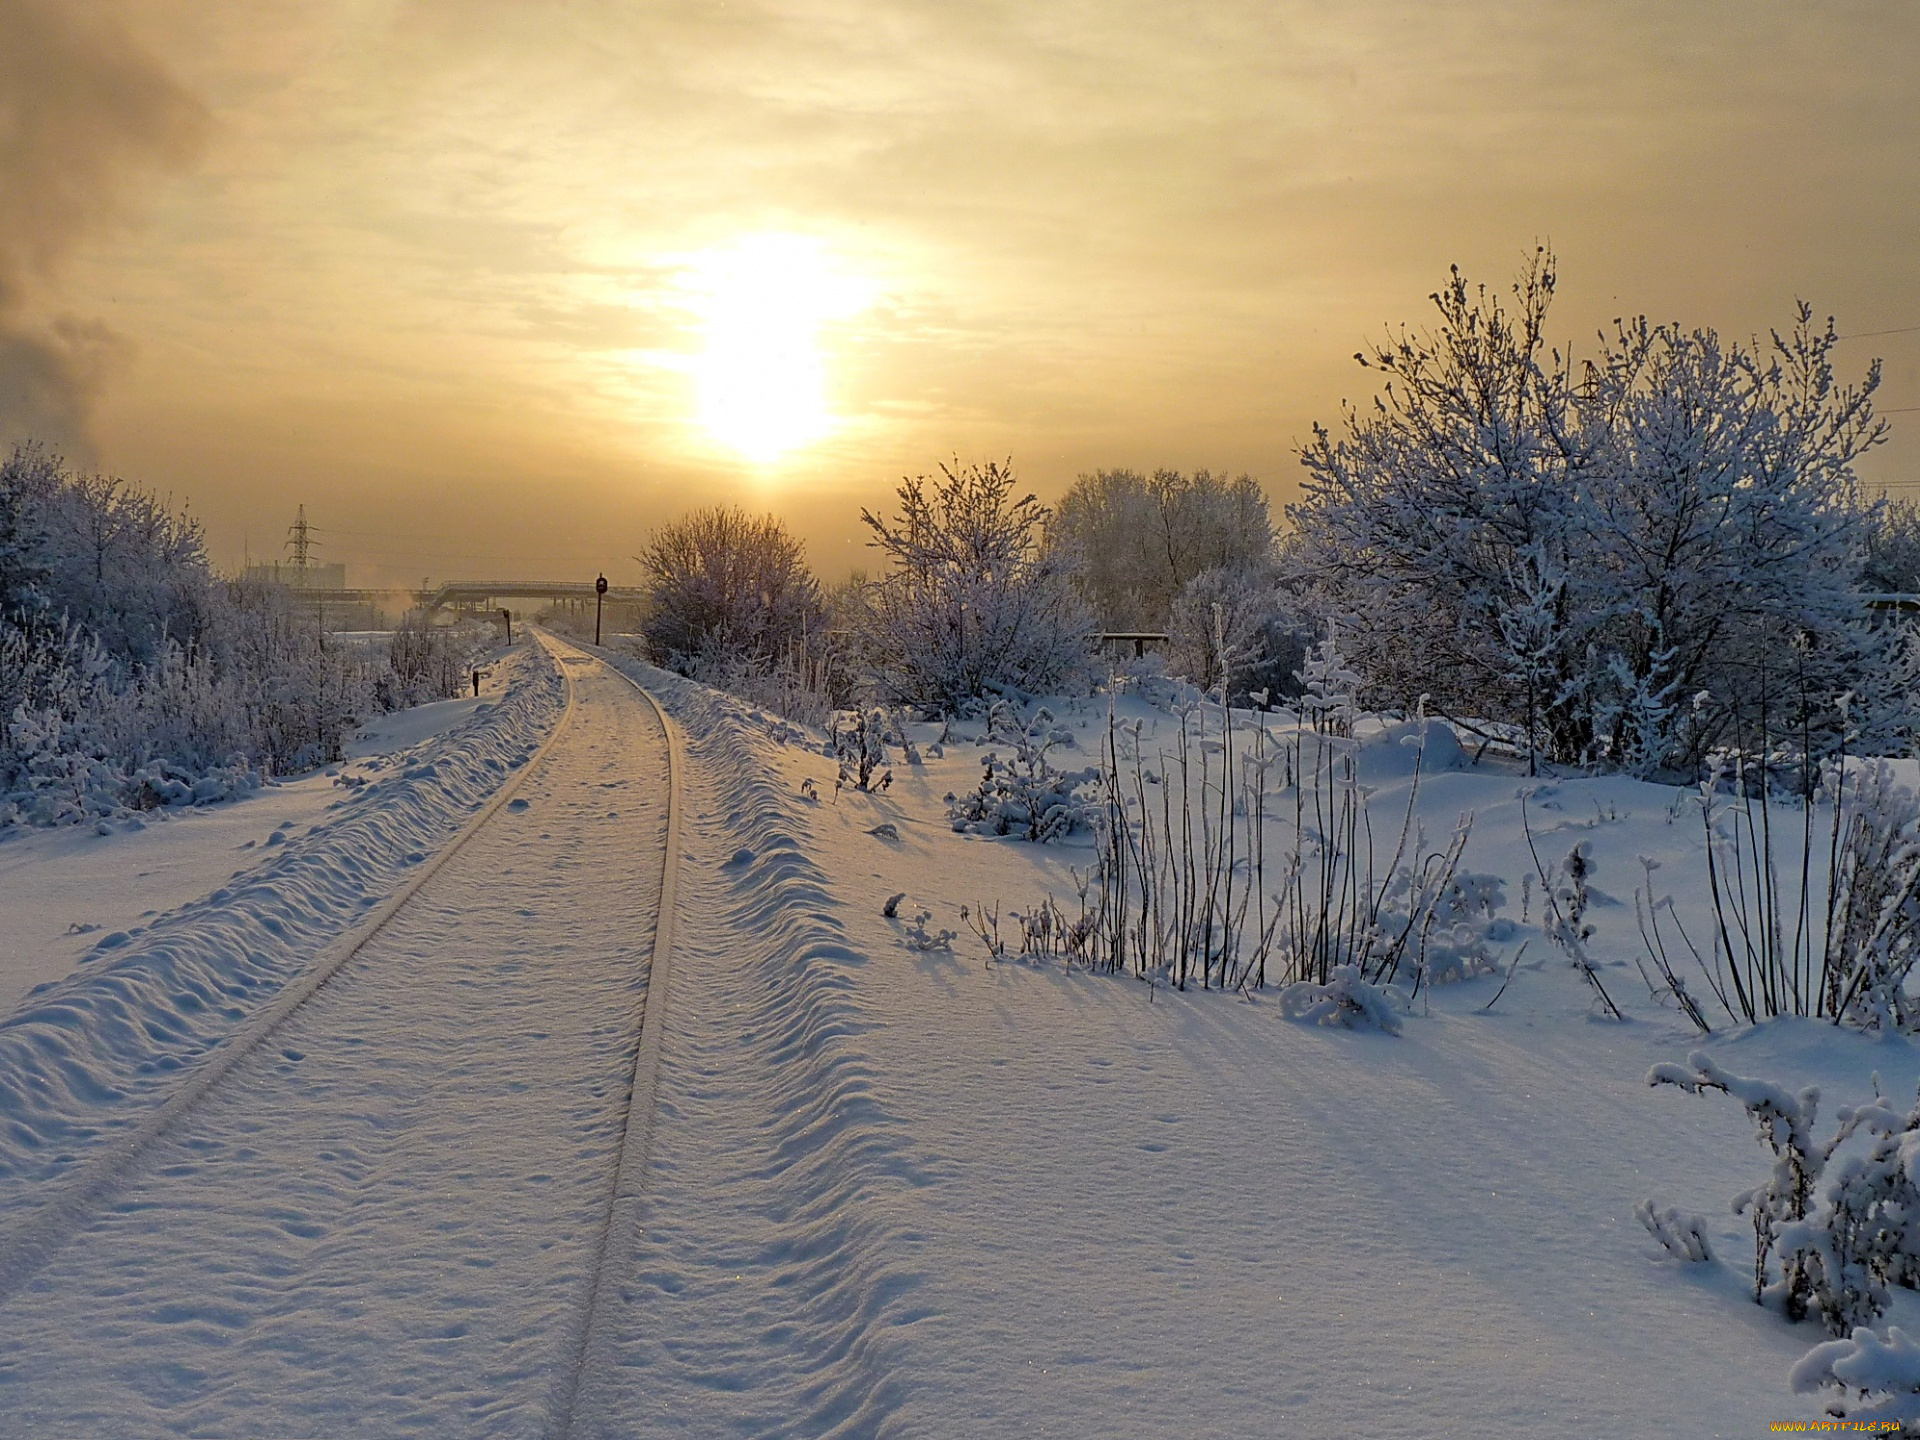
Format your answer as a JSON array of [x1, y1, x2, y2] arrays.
[[4, 0, 1918, 586]]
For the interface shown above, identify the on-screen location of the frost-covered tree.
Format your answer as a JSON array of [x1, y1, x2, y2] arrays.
[[1864, 496, 1920, 594], [1052, 467, 1273, 632], [1164, 566, 1311, 704], [851, 459, 1092, 713], [2, 445, 482, 825], [1288, 249, 1891, 771], [0, 442, 56, 618], [637, 506, 823, 673]]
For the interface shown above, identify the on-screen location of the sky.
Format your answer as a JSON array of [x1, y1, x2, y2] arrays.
[[3, 0, 1918, 587]]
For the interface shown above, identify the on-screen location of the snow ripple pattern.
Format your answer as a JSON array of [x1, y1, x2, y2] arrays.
[[602, 660, 929, 1439], [0, 648, 566, 1212]]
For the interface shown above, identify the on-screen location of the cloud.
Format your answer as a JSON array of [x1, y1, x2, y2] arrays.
[[0, 0, 207, 452]]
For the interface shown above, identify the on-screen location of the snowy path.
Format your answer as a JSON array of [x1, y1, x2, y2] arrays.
[[0, 639, 671, 1437]]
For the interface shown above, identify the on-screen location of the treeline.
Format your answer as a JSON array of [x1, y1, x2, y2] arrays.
[[1, 444, 479, 827], [635, 461, 1310, 721], [638, 252, 1919, 775]]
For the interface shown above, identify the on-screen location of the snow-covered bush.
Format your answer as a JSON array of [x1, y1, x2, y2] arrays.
[[1662, 753, 1920, 1029], [1650, 1052, 1825, 1316], [1278, 964, 1404, 1034], [382, 611, 481, 709], [1634, 1200, 1714, 1263], [1644, 1050, 1919, 1335], [1520, 807, 1625, 1019], [1792, 1324, 1920, 1425], [1, 445, 483, 826], [945, 704, 1098, 841], [1165, 566, 1312, 705], [688, 634, 852, 730], [1, 442, 211, 668], [1818, 764, 1920, 1031], [1390, 868, 1509, 985], [638, 505, 824, 674], [1653, 1055, 1920, 1348], [1295, 638, 1360, 737], [831, 706, 892, 793], [850, 459, 1094, 713], [1864, 496, 1920, 595], [1287, 249, 1894, 773]]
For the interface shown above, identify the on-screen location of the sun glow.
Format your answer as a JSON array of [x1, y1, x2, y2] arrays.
[[684, 235, 869, 465]]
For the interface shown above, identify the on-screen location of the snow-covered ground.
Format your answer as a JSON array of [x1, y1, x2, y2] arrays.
[[0, 644, 564, 1223], [602, 666, 1920, 1436], [0, 638, 664, 1436], [0, 676, 513, 1018], [5, 646, 1919, 1435]]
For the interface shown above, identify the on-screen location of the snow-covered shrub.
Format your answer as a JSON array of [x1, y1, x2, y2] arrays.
[[1287, 249, 1894, 773], [1650, 1052, 1827, 1319], [638, 505, 824, 674], [1674, 752, 1920, 1029], [1654, 1056, 1920, 1344], [945, 705, 1097, 841], [831, 706, 892, 792], [689, 633, 852, 730], [1521, 806, 1624, 1018], [1392, 869, 1509, 985], [1635, 1200, 1714, 1263], [1, 446, 487, 826], [1775, 1085, 1920, 1338], [1165, 566, 1312, 705], [1278, 964, 1404, 1034], [1791, 1324, 1920, 1426], [1865, 495, 1920, 595], [382, 612, 483, 709], [1, 443, 212, 668], [1295, 637, 1360, 737], [1011, 892, 1098, 966], [850, 459, 1094, 713], [1819, 764, 1920, 1031]]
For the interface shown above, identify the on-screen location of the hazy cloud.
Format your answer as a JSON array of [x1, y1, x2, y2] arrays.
[[0, 0, 207, 451]]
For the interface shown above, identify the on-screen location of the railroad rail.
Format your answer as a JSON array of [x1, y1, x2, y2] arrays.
[[0, 632, 679, 1361]]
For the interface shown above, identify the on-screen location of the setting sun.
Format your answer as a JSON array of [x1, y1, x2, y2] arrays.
[[683, 235, 868, 465]]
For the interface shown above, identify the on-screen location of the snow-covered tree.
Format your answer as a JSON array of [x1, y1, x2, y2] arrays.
[[1863, 496, 1920, 595], [1165, 566, 1312, 705], [1288, 249, 1891, 771], [638, 506, 823, 674], [2, 445, 482, 825], [1052, 468, 1274, 632], [851, 459, 1093, 713]]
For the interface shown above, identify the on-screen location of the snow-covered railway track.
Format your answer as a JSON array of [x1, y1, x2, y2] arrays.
[[0, 636, 584, 1305], [544, 643, 684, 1439], [0, 633, 683, 1437]]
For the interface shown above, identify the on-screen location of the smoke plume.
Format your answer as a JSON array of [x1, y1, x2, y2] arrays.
[[0, 0, 207, 453]]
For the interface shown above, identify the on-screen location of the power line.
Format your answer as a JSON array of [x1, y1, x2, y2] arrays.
[[1841, 324, 1920, 340]]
